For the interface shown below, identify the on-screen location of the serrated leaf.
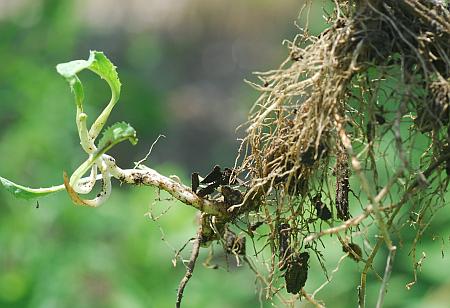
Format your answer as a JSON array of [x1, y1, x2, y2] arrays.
[[87, 51, 121, 101], [96, 122, 138, 156], [0, 177, 65, 200]]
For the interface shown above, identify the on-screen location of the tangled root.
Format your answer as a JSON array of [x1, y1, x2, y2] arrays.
[[230, 0, 450, 305]]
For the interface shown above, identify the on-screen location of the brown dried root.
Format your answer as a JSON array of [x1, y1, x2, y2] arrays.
[[231, 0, 450, 305], [176, 225, 202, 308]]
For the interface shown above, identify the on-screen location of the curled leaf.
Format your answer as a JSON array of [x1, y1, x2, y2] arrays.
[[56, 51, 122, 140], [86, 51, 121, 100], [56, 50, 121, 103], [63, 171, 90, 206], [63, 171, 111, 207], [96, 122, 138, 158]]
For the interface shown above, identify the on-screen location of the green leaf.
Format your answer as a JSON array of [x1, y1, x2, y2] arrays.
[[56, 51, 122, 140], [87, 51, 121, 102], [0, 177, 64, 200], [56, 54, 96, 108], [56, 50, 121, 105], [56, 58, 93, 79], [56, 69, 86, 108], [96, 122, 138, 156]]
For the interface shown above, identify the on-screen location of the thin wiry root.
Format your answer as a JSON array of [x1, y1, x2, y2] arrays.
[[176, 226, 202, 308]]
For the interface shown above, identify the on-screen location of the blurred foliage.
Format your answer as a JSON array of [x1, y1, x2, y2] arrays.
[[0, 0, 449, 307]]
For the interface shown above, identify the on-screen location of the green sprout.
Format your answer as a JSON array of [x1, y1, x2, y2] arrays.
[[1, 51, 137, 207], [0, 51, 226, 215]]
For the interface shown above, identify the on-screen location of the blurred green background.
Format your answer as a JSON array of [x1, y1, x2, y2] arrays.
[[1, 0, 449, 307]]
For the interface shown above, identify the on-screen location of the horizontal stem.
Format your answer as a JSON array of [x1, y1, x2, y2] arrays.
[[103, 156, 230, 217]]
